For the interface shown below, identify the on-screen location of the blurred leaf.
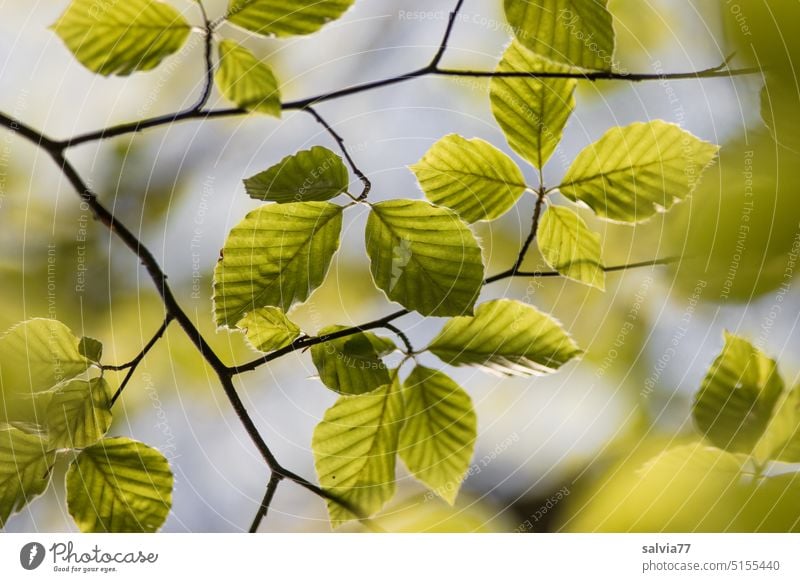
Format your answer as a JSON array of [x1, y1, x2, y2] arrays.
[[46, 378, 112, 450], [215, 40, 281, 117], [78, 337, 103, 364], [213, 202, 343, 327], [310, 326, 396, 395], [0, 425, 54, 527], [504, 0, 615, 70], [409, 134, 527, 223], [312, 379, 404, 526], [227, 0, 355, 37], [66, 437, 173, 532], [560, 121, 719, 222], [761, 76, 800, 153], [399, 366, 476, 505], [740, 472, 800, 532], [365, 200, 484, 316], [237, 307, 301, 353], [51, 0, 190, 76], [245, 146, 349, 202], [754, 385, 800, 463], [538, 205, 605, 289], [693, 333, 783, 453], [428, 299, 581, 376], [490, 41, 577, 170]]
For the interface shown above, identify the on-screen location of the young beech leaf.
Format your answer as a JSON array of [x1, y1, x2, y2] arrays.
[[310, 326, 396, 395], [46, 378, 112, 450], [0, 426, 55, 527], [398, 366, 477, 505], [693, 333, 784, 453], [78, 336, 103, 364], [410, 134, 527, 223], [365, 200, 484, 317], [753, 385, 800, 463], [428, 299, 581, 376], [312, 379, 405, 526], [227, 0, 356, 37], [51, 0, 191, 76], [504, 0, 615, 71], [490, 41, 577, 170], [215, 40, 281, 117], [237, 307, 301, 353], [537, 205, 605, 289], [66, 437, 173, 533], [559, 121, 720, 222], [213, 202, 343, 327], [245, 146, 349, 203]]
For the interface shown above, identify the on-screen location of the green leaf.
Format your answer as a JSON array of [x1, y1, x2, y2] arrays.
[[490, 41, 577, 170], [312, 379, 404, 526], [226, 0, 355, 37], [693, 333, 784, 453], [310, 326, 396, 395], [213, 202, 343, 327], [245, 146, 349, 203], [754, 385, 800, 463], [365, 200, 484, 317], [51, 0, 190, 76], [0, 319, 90, 395], [215, 40, 281, 117], [428, 299, 581, 376], [45, 378, 113, 450], [66, 437, 173, 533], [78, 337, 103, 364], [409, 134, 527, 223], [237, 307, 301, 353], [398, 366, 477, 505], [504, 0, 615, 70], [559, 121, 720, 222], [761, 76, 800, 152], [537, 205, 605, 289], [0, 426, 55, 527]]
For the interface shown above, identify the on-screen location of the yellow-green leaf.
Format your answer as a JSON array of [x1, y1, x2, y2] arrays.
[[504, 0, 615, 70], [399, 366, 476, 505], [559, 121, 719, 222], [311, 327, 396, 395], [66, 437, 173, 532], [537, 205, 605, 289], [428, 299, 581, 376], [51, 0, 191, 76], [213, 202, 343, 327], [754, 385, 800, 463], [46, 378, 112, 450], [490, 41, 577, 169], [237, 307, 301, 353], [0, 426, 54, 527], [312, 380, 404, 526], [365, 200, 484, 317], [410, 134, 527, 223], [215, 40, 281, 117], [227, 0, 355, 37], [78, 337, 103, 364]]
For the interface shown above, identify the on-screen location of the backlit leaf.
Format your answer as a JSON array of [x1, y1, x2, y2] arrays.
[[245, 146, 349, 202], [227, 0, 355, 37], [537, 205, 605, 289], [46, 378, 112, 450], [311, 326, 396, 395], [215, 40, 281, 116], [237, 307, 301, 353], [0, 426, 54, 527]]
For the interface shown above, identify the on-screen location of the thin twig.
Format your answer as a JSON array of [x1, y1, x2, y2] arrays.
[[510, 256, 685, 279], [249, 473, 282, 533], [508, 189, 547, 276], [382, 322, 415, 355], [428, 0, 466, 69]]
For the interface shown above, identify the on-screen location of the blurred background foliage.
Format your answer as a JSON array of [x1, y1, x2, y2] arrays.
[[1, 0, 798, 532]]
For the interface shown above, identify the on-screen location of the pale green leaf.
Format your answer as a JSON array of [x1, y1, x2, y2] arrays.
[[537, 205, 605, 289], [245, 146, 349, 202], [66, 437, 173, 533], [399, 366, 476, 505], [312, 379, 404, 526], [409, 134, 527, 223], [78, 337, 103, 364], [693, 333, 784, 453], [504, 0, 615, 70], [227, 0, 355, 37], [215, 40, 281, 117], [45, 378, 113, 450], [0, 319, 90, 395], [754, 385, 800, 463], [490, 41, 577, 169], [51, 0, 190, 76], [428, 299, 581, 376], [365, 200, 484, 317], [560, 121, 720, 222], [310, 326, 396, 395], [0, 426, 55, 527], [213, 202, 343, 327], [237, 307, 301, 353]]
